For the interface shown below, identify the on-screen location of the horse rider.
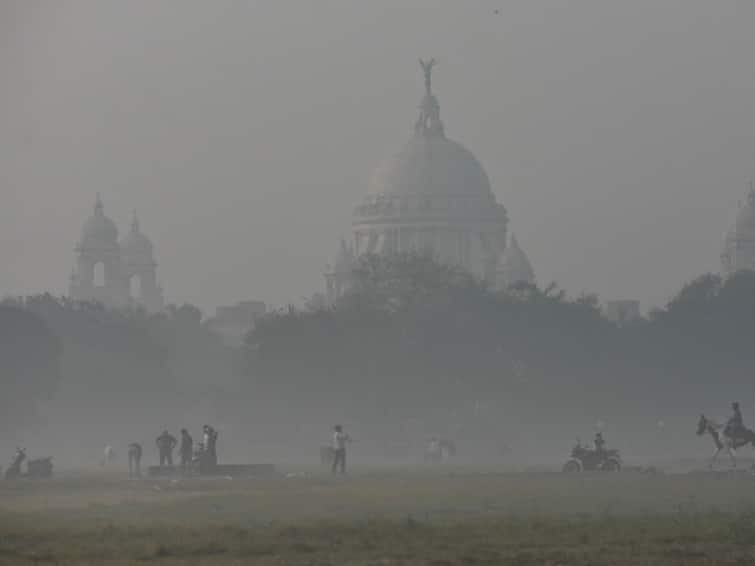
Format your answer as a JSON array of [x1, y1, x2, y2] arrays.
[[332, 424, 351, 475], [179, 428, 193, 472], [128, 442, 142, 478], [594, 431, 606, 453], [725, 402, 745, 439], [156, 430, 178, 467]]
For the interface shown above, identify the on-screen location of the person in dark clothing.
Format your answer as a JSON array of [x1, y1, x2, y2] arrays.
[[128, 443, 142, 478], [156, 430, 177, 467], [331, 424, 351, 475], [179, 429, 193, 472]]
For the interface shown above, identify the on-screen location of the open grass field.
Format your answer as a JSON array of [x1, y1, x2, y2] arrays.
[[2, 470, 755, 564]]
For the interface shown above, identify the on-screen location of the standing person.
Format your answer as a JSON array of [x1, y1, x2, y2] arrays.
[[156, 430, 177, 467], [332, 425, 351, 475], [203, 425, 219, 470], [179, 429, 193, 472], [128, 442, 142, 478], [101, 444, 116, 467]]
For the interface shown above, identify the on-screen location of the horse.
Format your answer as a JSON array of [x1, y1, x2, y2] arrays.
[[696, 414, 755, 468]]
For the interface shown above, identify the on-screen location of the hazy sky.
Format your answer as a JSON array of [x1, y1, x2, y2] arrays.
[[3, 0, 755, 313]]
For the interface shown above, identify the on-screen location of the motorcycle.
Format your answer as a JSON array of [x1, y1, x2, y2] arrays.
[[562, 440, 621, 472]]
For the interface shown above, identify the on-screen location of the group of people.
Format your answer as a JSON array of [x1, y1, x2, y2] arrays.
[[123, 424, 219, 478], [114, 404, 752, 479]]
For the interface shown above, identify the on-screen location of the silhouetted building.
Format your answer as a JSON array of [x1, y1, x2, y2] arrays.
[[69, 195, 163, 312]]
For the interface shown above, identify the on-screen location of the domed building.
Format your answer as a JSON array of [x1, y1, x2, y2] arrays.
[[721, 182, 755, 277], [327, 60, 522, 303], [69, 195, 164, 312]]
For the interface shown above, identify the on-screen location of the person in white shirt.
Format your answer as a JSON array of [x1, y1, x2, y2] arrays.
[[332, 424, 351, 475]]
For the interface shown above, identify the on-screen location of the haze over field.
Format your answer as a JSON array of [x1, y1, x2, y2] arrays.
[[4, 1, 755, 309]]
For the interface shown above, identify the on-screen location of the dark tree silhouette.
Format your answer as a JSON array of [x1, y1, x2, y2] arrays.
[[0, 306, 61, 431]]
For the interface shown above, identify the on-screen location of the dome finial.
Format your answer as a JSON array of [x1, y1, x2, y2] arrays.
[[415, 58, 444, 138], [94, 192, 104, 215], [419, 58, 436, 95]]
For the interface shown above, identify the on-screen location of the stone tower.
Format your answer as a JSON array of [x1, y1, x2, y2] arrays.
[[69, 194, 128, 309], [120, 212, 164, 312], [69, 196, 163, 312]]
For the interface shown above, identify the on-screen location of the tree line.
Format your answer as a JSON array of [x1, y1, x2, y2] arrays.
[[247, 253, 755, 413]]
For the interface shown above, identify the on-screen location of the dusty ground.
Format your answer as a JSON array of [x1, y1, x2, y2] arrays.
[[2, 470, 755, 564]]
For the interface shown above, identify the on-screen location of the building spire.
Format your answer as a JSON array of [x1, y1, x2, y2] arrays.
[[94, 192, 104, 215]]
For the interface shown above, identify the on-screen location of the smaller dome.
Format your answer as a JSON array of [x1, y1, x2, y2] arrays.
[[499, 234, 535, 287], [80, 194, 118, 248], [121, 212, 154, 260]]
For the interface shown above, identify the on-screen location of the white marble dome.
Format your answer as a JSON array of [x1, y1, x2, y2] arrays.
[[350, 61, 507, 284], [369, 136, 493, 198]]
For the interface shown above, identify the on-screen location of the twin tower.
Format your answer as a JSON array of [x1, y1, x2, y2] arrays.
[[68, 194, 163, 313]]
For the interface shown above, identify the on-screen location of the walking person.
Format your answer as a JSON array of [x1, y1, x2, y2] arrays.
[[331, 424, 351, 475]]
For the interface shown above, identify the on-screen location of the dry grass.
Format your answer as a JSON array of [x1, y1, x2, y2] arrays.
[[1, 470, 755, 564]]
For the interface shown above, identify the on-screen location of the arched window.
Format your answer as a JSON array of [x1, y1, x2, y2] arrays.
[[129, 274, 142, 299], [93, 262, 105, 287]]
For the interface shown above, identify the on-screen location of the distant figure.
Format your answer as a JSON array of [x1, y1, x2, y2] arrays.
[[179, 429, 193, 472], [594, 432, 605, 453], [156, 430, 177, 467], [332, 424, 351, 475], [101, 444, 116, 467], [424, 437, 456, 463], [193, 441, 205, 471], [725, 402, 744, 439], [202, 425, 218, 472], [128, 442, 142, 477]]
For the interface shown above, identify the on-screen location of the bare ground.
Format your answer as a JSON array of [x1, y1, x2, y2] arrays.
[[1, 470, 755, 564]]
